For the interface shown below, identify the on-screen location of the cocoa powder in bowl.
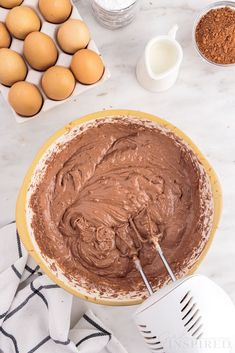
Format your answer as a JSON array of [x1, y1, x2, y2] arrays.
[[195, 6, 235, 65]]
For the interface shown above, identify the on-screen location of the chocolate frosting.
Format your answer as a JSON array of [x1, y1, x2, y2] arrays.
[[30, 118, 213, 297]]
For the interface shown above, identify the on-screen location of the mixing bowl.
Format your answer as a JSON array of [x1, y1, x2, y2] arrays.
[[16, 110, 222, 306]]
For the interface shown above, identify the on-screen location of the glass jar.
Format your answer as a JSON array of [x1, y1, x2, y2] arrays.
[[90, 0, 140, 30]]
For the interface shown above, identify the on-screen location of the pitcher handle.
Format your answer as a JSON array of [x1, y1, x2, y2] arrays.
[[168, 24, 178, 39]]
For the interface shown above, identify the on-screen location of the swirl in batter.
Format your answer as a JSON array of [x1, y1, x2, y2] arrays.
[[31, 119, 211, 294]]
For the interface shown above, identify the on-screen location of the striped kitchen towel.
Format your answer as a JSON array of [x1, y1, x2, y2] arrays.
[[0, 223, 128, 353]]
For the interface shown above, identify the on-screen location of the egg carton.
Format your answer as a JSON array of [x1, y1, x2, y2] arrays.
[[0, 0, 110, 123]]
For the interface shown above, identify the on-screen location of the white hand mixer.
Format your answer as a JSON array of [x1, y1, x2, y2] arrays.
[[133, 243, 235, 353]]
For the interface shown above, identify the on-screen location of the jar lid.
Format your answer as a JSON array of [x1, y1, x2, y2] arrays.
[[94, 0, 136, 12]]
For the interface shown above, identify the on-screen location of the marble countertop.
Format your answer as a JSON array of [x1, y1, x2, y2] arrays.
[[0, 1, 235, 352]]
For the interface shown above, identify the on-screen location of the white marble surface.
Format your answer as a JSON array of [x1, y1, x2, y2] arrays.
[[0, 1, 235, 352]]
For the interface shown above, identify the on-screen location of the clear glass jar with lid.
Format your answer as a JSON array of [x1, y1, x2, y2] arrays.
[[90, 0, 140, 30]]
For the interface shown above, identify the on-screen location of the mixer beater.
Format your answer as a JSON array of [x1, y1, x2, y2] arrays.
[[131, 225, 235, 353]]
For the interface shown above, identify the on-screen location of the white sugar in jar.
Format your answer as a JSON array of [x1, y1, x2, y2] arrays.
[[90, 0, 140, 29]]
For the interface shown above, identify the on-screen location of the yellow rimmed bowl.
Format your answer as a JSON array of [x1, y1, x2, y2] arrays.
[[16, 110, 222, 306]]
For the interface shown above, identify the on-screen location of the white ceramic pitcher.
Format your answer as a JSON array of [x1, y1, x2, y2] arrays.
[[136, 25, 183, 92]]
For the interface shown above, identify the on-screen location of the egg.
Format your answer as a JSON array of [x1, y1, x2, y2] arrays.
[[0, 0, 23, 9], [6, 6, 41, 40], [39, 0, 72, 24], [8, 81, 43, 117], [71, 49, 104, 85], [0, 48, 27, 86], [24, 32, 58, 71], [0, 22, 11, 48], [42, 66, 75, 100], [57, 19, 90, 54]]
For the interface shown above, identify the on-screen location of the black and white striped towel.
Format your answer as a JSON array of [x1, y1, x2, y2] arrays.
[[0, 223, 128, 353]]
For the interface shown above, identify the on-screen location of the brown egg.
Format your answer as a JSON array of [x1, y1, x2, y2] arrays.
[[8, 81, 43, 117], [0, 48, 27, 86], [39, 0, 72, 24], [0, 22, 11, 48], [24, 32, 58, 71], [42, 65, 75, 100], [57, 19, 90, 54], [71, 49, 104, 85], [0, 0, 23, 9], [6, 6, 41, 40]]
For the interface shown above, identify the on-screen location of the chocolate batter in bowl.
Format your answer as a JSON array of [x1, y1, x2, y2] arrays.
[[16, 110, 222, 305]]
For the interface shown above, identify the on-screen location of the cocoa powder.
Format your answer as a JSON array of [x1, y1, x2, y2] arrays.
[[195, 7, 235, 65]]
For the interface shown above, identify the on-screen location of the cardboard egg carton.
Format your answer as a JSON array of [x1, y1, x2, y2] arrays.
[[0, 0, 110, 123]]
